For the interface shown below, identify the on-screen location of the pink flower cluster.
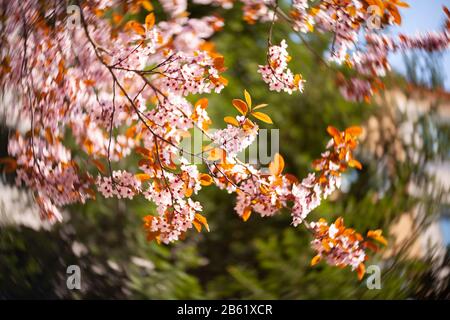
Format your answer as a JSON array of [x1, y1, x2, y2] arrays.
[[234, 173, 292, 218], [8, 134, 93, 222], [160, 51, 227, 96], [258, 40, 305, 94], [310, 219, 366, 271], [97, 170, 142, 199], [241, 0, 276, 24], [193, 0, 234, 9], [291, 0, 314, 33], [142, 158, 203, 244], [211, 116, 259, 157]]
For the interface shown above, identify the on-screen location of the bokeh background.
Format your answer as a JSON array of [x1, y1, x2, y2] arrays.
[[1, 1, 449, 299]]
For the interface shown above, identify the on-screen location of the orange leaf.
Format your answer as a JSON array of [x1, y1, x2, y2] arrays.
[[192, 220, 202, 233], [367, 229, 388, 246], [135, 173, 151, 182], [322, 239, 331, 252], [92, 159, 107, 175], [213, 56, 226, 72], [143, 215, 154, 228], [0, 157, 17, 173], [364, 241, 379, 252], [348, 159, 362, 170], [327, 125, 341, 139], [207, 148, 226, 161], [125, 21, 145, 36], [145, 12, 155, 29], [224, 116, 239, 127], [329, 126, 344, 145], [251, 111, 273, 124], [199, 173, 213, 186], [334, 217, 344, 229], [45, 128, 54, 144], [327, 126, 339, 135], [218, 76, 228, 86], [244, 89, 252, 108], [242, 207, 252, 222], [232, 99, 248, 115], [395, 1, 409, 8], [84, 139, 94, 155], [389, 6, 402, 25], [184, 187, 193, 197], [252, 103, 268, 110], [242, 118, 256, 131], [269, 153, 285, 176], [138, 158, 153, 168], [195, 213, 210, 232], [345, 126, 363, 137], [195, 98, 208, 109], [141, 0, 154, 11], [356, 263, 366, 281], [135, 146, 152, 158], [126, 125, 137, 138], [310, 254, 321, 266]]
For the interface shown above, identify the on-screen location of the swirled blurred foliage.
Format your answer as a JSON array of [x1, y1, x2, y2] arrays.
[[1, 2, 449, 299]]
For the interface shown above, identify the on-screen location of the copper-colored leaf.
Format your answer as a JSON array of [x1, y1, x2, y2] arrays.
[[218, 75, 228, 86], [310, 254, 321, 266], [135, 173, 151, 182], [213, 56, 226, 72], [357, 263, 366, 281], [135, 146, 152, 158], [269, 153, 285, 176], [224, 116, 239, 127], [207, 148, 226, 161], [138, 158, 153, 168], [92, 159, 107, 175], [125, 21, 146, 36], [195, 97, 208, 109], [364, 241, 379, 252], [345, 126, 363, 137], [244, 89, 252, 109], [251, 111, 273, 124], [199, 173, 213, 186], [327, 125, 340, 137], [327, 125, 342, 144], [184, 187, 193, 197], [367, 229, 388, 246], [389, 6, 402, 25], [0, 157, 17, 173], [322, 239, 331, 252], [395, 0, 409, 8], [45, 128, 54, 144], [242, 118, 255, 131], [232, 99, 248, 115], [253, 103, 268, 110], [242, 207, 252, 222], [145, 12, 155, 29], [195, 213, 210, 232], [348, 159, 362, 170], [192, 220, 202, 233], [334, 217, 344, 229], [141, 0, 154, 11]]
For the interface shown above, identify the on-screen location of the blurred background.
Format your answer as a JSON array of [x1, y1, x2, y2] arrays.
[[0, 2, 449, 299]]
